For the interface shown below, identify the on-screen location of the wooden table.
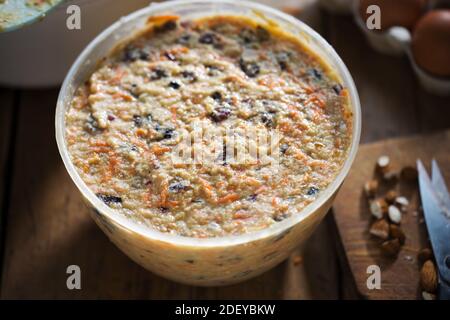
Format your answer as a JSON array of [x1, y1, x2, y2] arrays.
[[0, 3, 449, 299]]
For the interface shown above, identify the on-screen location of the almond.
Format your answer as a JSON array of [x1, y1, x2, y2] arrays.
[[395, 196, 409, 211], [385, 190, 398, 204], [381, 238, 401, 256], [376, 155, 390, 173], [388, 205, 402, 224], [420, 260, 438, 293], [383, 170, 399, 183], [364, 179, 379, 198], [389, 224, 406, 245], [370, 198, 388, 219], [422, 291, 436, 300], [418, 248, 433, 263], [369, 219, 390, 240]]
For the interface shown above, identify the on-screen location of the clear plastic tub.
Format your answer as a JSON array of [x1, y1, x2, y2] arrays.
[[55, 0, 361, 286]]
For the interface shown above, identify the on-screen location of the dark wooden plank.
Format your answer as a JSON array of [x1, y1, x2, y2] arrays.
[[0, 88, 16, 293], [416, 87, 450, 133], [0, 89, 15, 210], [0, 89, 14, 190]]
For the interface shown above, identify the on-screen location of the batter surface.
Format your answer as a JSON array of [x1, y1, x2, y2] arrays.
[[65, 16, 353, 238]]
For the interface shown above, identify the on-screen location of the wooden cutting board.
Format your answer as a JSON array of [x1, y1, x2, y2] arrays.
[[333, 130, 450, 300]]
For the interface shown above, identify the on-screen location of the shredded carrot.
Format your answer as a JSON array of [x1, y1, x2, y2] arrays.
[[246, 177, 261, 187], [233, 211, 252, 219], [108, 152, 119, 176], [294, 151, 307, 161], [151, 145, 171, 156], [170, 105, 177, 121], [255, 185, 268, 194], [215, 181, 226, 189], [110, 68, 126, 85], [198, 178, 213, 190], [278, 122, 292, 134], [198, 178, 214, 199], [217, 193, 240, 204], [271, 197, 279, 207], [112, 92, 133, 101], [136, 128, 148, 138], [147, 15, 179, 25], [159, 180, 169, 206], [165, 200, 179, 208], [91, 140, 109, 147], [167, 46, 189, 55]]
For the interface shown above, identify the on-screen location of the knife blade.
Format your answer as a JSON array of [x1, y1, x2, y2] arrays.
[[417, 160, 450, 300]]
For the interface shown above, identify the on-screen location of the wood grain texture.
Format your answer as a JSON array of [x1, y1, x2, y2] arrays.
[[0, 89, 15, 206], [333, 130, 450, 300], [0, 89, 15, 285]]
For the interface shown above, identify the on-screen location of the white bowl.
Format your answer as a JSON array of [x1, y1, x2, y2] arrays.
[[56, 0, 361, 286]]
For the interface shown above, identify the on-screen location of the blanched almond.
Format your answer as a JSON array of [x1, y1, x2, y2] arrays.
[[364, 179, 379, 198], [377, 155, 390, 173], [370, 198, 388, 219], [395, 196, 409, 210], [388, 205, 402, 224]]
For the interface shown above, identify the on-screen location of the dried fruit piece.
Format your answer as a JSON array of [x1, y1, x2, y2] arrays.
[[369, 219, 390, 240], [239, 58, 260, 78], [381, 238, 401, 256], [154, 20, 177, 33], [388, 205, 402, 224], [389, 224, 406, 245], [370, 198, 388, 219], [383, 170, 399, 183], [306, 186, 319, 196], [181, 70, 197, 82], [364, 179, 379, 198], [168, 181, 189, 193], [401, 166, 418, 182], [209, 106, 231, 122], [96, 194, 122, 205], [420, 260, 438, 293], [376, 155, 390, 173], [199, 32, 219, 45], [150, 67, 167, 80], [169, 81, 181, 89], [123, 45, 149, 62], [418, 248, 433, 263], [332, 83, 343, 95], [385, 190, 398, 204]]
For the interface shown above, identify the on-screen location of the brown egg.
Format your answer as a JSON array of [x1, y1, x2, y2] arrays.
[[412, 10, 450, 77], [359, 0, 428, 30]]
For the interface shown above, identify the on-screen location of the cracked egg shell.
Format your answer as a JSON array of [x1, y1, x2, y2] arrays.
[[359, 0, 428, 31], [412, 10, 450, 77]]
